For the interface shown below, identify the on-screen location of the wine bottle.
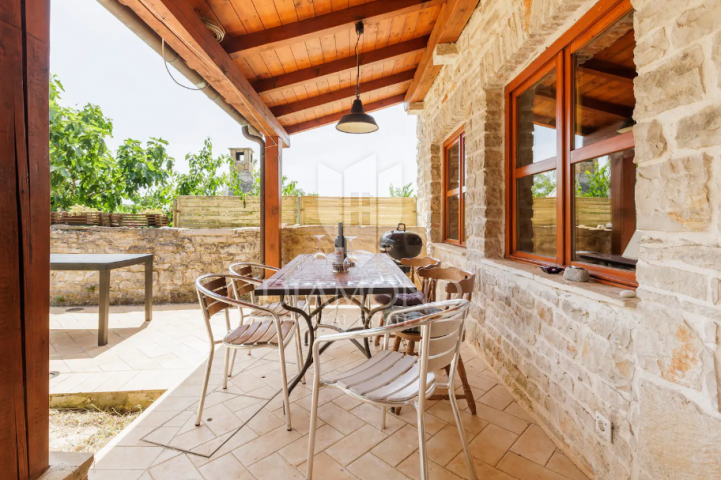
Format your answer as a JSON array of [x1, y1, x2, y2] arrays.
[[334, 222, 347, 261]]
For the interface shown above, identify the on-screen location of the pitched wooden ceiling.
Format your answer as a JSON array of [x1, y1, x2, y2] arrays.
[[121, 0, 479, 143]]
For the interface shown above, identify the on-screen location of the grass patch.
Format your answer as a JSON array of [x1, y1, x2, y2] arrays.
[[49, 405, 143, 454]]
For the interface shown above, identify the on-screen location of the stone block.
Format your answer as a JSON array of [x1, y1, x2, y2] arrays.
[[671, 2, 721, 47], [636, 154, 712, 232], [634, 45, 705, 118], [634, 27, 669, 67], [637, 379, 721, 480], [637, 262, 709, 301], [675, 104, 721, 149], [633, 120, 666, 163]]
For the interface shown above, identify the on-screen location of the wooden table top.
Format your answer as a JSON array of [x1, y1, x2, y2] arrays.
[[50, 253, 152, 271], [254, 253, 417, 297]]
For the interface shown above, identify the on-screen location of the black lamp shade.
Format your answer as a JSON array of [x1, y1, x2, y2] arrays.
[[336, 98, 379, 134]]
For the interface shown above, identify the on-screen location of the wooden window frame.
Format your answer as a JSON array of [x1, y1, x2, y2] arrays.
[[443, 126, 466, 246], [505, 0, 637, 287]]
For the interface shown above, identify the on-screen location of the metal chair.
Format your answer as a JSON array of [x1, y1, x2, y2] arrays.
[[194, 273, 302, 430], [306, 299, 477, 480], [391, 266, 477, 415]]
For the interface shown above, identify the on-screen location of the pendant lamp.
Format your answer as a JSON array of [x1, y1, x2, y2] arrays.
[[336, 22, 379, 134]]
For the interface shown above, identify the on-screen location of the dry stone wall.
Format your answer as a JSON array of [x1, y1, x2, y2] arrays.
[[51, 224, 425, 305], [417, 0, 721, 479]]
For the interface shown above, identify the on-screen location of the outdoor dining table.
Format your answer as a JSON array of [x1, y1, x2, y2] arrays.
[[50, 253, 153, 346], [253, 252, 417, 393]]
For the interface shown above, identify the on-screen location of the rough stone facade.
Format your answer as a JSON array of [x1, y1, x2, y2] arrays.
[[51, 224, 425, 305], [416, 0, 721, 479]]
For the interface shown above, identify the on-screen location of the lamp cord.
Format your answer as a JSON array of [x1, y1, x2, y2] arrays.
[[354, 27, 362, 98]]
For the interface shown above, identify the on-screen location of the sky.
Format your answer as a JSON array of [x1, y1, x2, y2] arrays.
[[49, 0, 419, 195]]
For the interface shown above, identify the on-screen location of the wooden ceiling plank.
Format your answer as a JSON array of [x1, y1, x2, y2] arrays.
[[123, 0, 290, 145], [335, 28, 352, 58], [286, 92, 407, 134], [271, 69, 415, 116], [294, 0, 316, 21], [274, 45, 299, 73], [388, 13, 406, 45], [252, 34, 428, 93], [274, 0, 300, 25], [320, 32, 338, 62], [400, 11, 420, 42], [206, 0, 247, 36], [289, 42, 312, 70], [374, 17, 392, 49], [313, 0, 333, 16], [223, 0, 443, 58], [229, 0, 265, 33], [404, 0, 480, 105], [252, 0, 283, 29], [305, 37, 325, 65]]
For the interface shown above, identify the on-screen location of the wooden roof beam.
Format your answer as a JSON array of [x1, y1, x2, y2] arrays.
[[536, 88, 633, 118], [121, 0, 290, 146], [404, 0, 479, 106], [286, 94, 407, 134], [223, 0, 444, 58], [251, 36, 429, 94], [271, 70, 415, 117]]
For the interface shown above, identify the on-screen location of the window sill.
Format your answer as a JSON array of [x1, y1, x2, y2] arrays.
[[430, 242, 467, 257], [483, 258, 639, 309]]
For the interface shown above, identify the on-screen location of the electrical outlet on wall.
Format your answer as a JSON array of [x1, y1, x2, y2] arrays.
[[595, 411, 612, 443]]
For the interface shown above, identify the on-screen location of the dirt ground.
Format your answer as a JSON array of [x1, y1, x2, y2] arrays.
[[49, 407, 142, 453]]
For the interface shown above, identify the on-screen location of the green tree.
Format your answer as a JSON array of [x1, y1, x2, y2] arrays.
[[174, 138, 235, 197], [576, 162, 610, 198], [49, 75, 175, 212], [531, 171, 556, 198], [389, 183, 414, 197]]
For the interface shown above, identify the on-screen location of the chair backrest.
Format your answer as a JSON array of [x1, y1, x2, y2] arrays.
[[417, 265, 474, 303], [401, 256, 440, 290], [197, 275, 232, 318]]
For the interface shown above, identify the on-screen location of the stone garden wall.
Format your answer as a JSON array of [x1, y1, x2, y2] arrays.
[[51, 224, 425, 305], [417, 0, 721, 479]]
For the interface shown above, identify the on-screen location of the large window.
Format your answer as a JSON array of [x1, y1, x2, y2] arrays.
[[506, 0, 637, 286], [443, 128, 466, 246]]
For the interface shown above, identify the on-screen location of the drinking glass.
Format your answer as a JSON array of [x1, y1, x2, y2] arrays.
[[313, 235, 326, 260], [346, 236, 358, 264]]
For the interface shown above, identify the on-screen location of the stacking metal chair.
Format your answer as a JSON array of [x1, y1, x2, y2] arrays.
[[194, 273, 303, 430], [391, 266, 477, 415], [306, 299, 477, 480]]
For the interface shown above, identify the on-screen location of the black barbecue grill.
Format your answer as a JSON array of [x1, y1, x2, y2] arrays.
[[378, 223, 423, 272]]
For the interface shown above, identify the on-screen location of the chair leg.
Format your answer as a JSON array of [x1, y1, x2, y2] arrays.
[[294, 325, 305, 384], [417, 400, 429, 480], [306, 376, 321, 479], [222, 346, 230, 389], [457, 357, 477, 415], [374, 316, 386, 346], [381, 407, 387, 430], [392, 337, 403, 415], [195, 345, 215, 426], [277, 343, 292, 431], [449, 387, 478, 480], [228, 349, 238, 378]]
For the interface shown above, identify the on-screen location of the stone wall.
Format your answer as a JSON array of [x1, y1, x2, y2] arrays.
[[417, 0, 721, 479], [51, 224, 425, 305]]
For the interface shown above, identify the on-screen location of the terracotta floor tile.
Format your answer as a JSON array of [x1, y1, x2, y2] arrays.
[[479, 385, 515, 411], [426, 423, 468, 466], [446, 453, 515, 480], [301, 452, 358, 480], [510, 424, 557, 466], [232, 425, 301, 466], [316, 401, 366, 435], [95, 447, 164, 471], [504, 402, 535, 423], [325, 424, 388, 466], [371, 423, 423, 467], [198, 452, 255, 480], [271, 402, 323, 435], [474, 403, 529, 434], [348, 453, 412, 480], [394, 405, 448, 436], [332, 394, 364, 411], [148, 454, 203, 480], [426, 401, 488, 435], [396, 451, 465, 480], [246, 407, 285, 435], [545, 451, 590, 480], [187, 427, 258, 468], [88, 471, 146, 480], [247, 453, 305, 480], [349, 403, 406, 433], [280, 425, 344, 465], [467, 424, 519, 466], [497, 452, 568, 480]]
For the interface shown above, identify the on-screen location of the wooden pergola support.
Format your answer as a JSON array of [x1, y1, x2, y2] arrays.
[[264, 138, 283, 268], [0, 0, 51, 478]]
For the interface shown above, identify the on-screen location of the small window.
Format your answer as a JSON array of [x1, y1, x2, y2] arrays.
[[506, 2, 637, 286], [443, 129, 466, 245]]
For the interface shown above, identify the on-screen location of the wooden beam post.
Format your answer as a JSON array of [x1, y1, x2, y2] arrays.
[[264, 138, 283, 267], [0, 0, 51, 478]]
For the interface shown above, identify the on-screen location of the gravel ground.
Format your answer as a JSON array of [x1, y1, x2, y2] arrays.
[[49, 406, 142, 453]]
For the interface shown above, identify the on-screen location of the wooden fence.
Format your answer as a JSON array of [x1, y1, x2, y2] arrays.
[[51, 212, 169, 228], [174, 195, 417, 228], [531, 197, 611, 226]]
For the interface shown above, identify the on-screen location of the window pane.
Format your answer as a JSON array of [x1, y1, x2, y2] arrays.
[[573, 149, 636, 271], [517, 171, 556, 257], [447, 195, 460, 241], [516, 69, 557, 168], [574, 11, 636, 149], [447, 142, 460, 190]]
